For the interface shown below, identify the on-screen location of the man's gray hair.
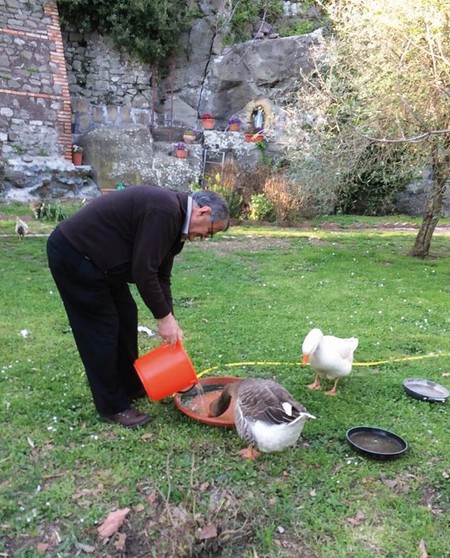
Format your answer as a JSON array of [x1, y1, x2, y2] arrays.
[[192, 190, 230, 231]]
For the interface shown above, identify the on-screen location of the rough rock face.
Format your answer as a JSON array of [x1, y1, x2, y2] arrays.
[[1, 157, 97, 201], [78, 125, 202, 190], [395, 167, 450, 216], [199, 32, 323, 126], [77, 125, 266, 190]]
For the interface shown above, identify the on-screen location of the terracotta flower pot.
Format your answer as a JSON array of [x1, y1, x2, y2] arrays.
[[176, 149, 188, 158], [72, 152, 83, 165], [245, 132, 264, 143], [229, 122, 240, 132], [202, 118, 215, 130]]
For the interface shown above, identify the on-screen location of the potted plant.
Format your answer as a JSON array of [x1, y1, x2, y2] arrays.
[[182, 129, 196, 144], [174, 142, 188, 158], [244, 127, 264, 143], [72, 144, 83, 165], [228, 117, 242, 132], [201, 113, 215, 130]]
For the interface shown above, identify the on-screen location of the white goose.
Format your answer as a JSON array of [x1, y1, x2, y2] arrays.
[[301, 328, 359, 396], [209, 378, 316, 459]]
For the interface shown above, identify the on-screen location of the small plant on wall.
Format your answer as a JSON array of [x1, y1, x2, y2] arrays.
[[228, 117, 242, 131], [221, 0, 284, 44], [72, 144, 83, 165], [201, 113, 215, 130], [174, 142, 187, 158], [183, 129, 196, 143]]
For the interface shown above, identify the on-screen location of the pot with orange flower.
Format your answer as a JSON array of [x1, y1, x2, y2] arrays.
[[174, 142, 188, 158], [201, 113, 215, 130], [244, 127, 264, 143]]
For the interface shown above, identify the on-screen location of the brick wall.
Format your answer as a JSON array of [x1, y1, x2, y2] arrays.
[[0, 0, 72, 160]]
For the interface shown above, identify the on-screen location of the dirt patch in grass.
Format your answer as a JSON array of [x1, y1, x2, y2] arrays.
[[2, 483, 318, 557], [102, 488, 253, 558], [196, 236, 294, 254]]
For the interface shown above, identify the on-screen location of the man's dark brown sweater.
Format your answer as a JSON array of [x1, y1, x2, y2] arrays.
[[58, 185, 188, 319]]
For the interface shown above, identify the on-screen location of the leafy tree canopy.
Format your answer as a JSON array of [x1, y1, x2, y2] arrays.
[[56, 0, 193, 63]]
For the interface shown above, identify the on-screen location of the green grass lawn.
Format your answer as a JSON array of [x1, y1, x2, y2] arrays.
[[1, 206, 449, 557]]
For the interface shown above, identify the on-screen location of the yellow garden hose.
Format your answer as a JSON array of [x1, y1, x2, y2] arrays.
[[196, 353, 450, 379]]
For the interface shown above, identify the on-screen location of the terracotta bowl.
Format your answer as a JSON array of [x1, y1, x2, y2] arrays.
[[173, 376, 241, 428]]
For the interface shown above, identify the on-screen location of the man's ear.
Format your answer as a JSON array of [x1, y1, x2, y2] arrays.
[[198, 205, 212, 217]]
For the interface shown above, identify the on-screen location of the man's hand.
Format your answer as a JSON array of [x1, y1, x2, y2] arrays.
[[157, 313, 184, 346]]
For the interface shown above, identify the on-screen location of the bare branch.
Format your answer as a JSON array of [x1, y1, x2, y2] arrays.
[[358, 128, 450, 144]]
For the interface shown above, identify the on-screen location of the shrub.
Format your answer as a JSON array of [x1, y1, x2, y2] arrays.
[[199, 166, 244, 220], [200, 160, 306, 223], [263, 173, 304, 222], [223, 0, 284, 44], [248, 193, 275, 222], [336, 144, 414, 215]]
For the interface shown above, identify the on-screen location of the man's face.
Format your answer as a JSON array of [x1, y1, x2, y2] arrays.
[[187, 204, 227, 241]]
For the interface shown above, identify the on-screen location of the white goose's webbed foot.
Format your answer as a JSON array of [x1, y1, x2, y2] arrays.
[[308, 374, 321, 391]]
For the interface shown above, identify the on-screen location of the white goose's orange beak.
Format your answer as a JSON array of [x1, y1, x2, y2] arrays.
[[302, 354, 310, 366]]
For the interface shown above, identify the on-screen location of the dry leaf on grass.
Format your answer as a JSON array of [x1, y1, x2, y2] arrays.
[[114, 533, 127, 551], [76, 543, 95, 553], [197, 522, 218, 540], [380, 475, 397, 489], [419, 539, 428, 558], [97, 507, 131, 539], [346, 510, 366, 526], [145, 490, 158, 504]]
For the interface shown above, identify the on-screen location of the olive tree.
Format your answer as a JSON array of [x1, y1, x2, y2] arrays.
[[291, 0, 449, 256]]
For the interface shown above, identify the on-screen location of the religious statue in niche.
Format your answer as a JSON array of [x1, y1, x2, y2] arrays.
[[251, 105, 265, 131]]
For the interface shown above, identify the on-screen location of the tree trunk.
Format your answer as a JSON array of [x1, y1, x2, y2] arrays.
[[409, 143, 450, 258]]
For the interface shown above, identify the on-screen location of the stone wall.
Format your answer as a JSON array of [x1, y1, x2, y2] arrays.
[[0, 0, 71, 161], [64, 28, 156, 139]]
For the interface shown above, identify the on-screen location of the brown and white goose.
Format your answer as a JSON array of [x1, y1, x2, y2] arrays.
[[15, 216, 29, 239], [209, 378, 316, 459], [302, 328, 359, 396]]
